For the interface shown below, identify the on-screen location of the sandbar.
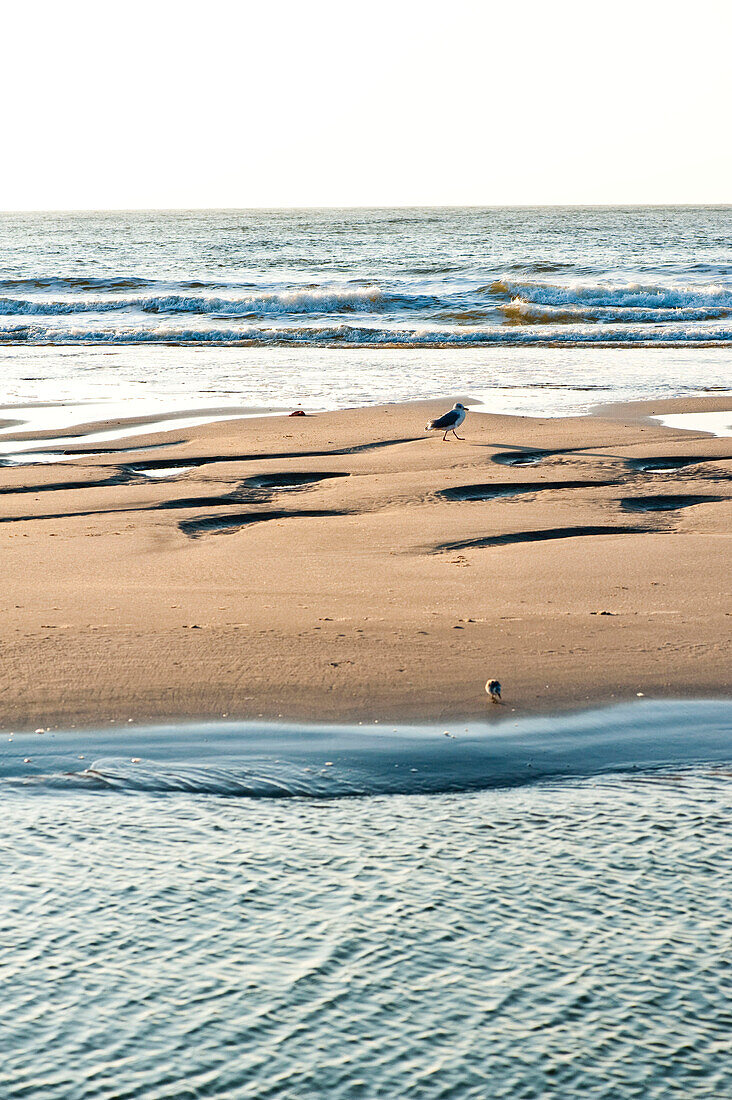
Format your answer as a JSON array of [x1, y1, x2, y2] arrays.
[[1, 396, 730, 729]]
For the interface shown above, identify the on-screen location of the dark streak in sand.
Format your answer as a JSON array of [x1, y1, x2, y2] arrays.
[[625, 455, 732, 473], [120, 436, 421, 472], [437, 480, 616, 501], [0, 471, 139, 495], [491, 450, 550, 467], [179, 509, 348, 537], [243, 472, 350, 489], [620, 494, 726, 513], [430, 525, 650, 554]]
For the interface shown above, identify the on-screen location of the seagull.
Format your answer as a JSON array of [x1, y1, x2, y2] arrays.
[[425, 402, 467, 441], [485, 679, 502, 703]]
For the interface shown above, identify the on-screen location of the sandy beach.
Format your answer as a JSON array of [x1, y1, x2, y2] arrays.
[[1, 396, 730, 730]]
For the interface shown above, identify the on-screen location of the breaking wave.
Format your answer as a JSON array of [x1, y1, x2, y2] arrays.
[[1, 266, 731, 344], [488, 277, 732, 337], [490, 279, 732, 310], [2, 320, 732, 346], [0, 286, 446, 317], [500, 300, 732, 325]]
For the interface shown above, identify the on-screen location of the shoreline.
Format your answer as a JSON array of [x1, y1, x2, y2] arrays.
[[3, 345, 732, 428], [1, 396, 730, 732], [5, 701, 732, 797]]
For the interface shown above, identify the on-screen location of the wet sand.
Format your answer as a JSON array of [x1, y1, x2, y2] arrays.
[[0, 397, 730, 729]]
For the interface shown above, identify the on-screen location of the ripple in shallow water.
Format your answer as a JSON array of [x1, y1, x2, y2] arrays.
[[2, 761, 732, 1098], [3, 699, 731, 798]]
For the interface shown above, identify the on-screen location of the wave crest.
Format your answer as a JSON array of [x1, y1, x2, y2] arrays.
[[500, 300, 732, 325], [490, 279, 732, 310], [0, 275, 154, 293], [0, 286, 443, 318], [2, 320, 731, 346], [2, 270, 731, 342]]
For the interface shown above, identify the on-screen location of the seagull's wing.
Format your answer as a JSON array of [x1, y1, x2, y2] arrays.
[[427, 409, 459, 430]]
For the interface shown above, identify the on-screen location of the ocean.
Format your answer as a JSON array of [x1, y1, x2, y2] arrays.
[[1, 207, 731, 419], [2, 702, 732, 1098]]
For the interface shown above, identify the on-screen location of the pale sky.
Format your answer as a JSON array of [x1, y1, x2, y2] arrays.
[[2, 0, 730, 210]]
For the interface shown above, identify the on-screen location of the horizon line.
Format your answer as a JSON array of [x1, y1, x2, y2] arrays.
[[1, 202, 731, 215]]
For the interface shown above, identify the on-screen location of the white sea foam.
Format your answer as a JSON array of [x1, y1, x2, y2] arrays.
[[491, 279, 732, 310], [2, 319, 732, 346], [500, 299, 732, 324], [2, 278, 731, 342], [0, 286, 439, 317]]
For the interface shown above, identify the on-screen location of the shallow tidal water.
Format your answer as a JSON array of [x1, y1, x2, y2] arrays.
[[2, 702, 731, 1099]]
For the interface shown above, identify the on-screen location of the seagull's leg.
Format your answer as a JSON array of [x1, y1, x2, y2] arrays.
[[442, 430, 450, 441], [452, 429, 464, 440]]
